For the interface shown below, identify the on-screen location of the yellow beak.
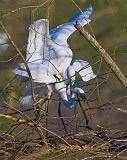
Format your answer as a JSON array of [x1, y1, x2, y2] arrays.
[[70, 80, 75, 94]]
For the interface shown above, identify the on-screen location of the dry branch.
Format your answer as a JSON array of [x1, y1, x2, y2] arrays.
[[0, 114, 25, 123], [75, 22, 127, 88], [0, 113, 48, 146], [117, 108, 127, 114], [0, 110, 70, 147], [0, 21, 45, 122], [1, 101, 48, 146], [1, 0, 50, 18], [0, 21, 36, 102]]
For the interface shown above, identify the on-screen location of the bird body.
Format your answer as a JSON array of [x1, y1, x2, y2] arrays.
[[13, 6, 95, 108], [15, 41, 73, 83]]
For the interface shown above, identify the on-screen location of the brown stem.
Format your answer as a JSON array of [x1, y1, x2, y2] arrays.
[[75, 21, 127, 88], [0, 21, 36, 104]]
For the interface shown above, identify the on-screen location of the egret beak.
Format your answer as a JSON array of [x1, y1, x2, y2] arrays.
[[70, 80, 75, 94]]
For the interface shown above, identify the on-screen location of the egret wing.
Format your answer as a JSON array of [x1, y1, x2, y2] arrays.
[[50, 6, 93, 46], [71, 59, 96, 81], [26, 19, 50, 63], [13, 63, 57, 84], [20, 82, 48, 107]]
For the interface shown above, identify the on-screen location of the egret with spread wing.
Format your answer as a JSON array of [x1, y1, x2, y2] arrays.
[[14, 6, 94, 108]]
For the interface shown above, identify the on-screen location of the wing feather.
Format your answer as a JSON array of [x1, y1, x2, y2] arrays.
[[26, 19, 50, 63], [71, 59, 96, 82], [50, 6, 93, 46], [13, 63, 56, 83]]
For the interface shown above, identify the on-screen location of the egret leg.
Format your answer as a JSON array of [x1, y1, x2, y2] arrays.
[[58, 101, 68, 135], [77, 96, 92, 130]]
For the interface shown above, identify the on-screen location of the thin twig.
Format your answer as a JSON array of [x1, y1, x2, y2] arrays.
[[2, 102, 48, 146], [0, 21, 36, 103]]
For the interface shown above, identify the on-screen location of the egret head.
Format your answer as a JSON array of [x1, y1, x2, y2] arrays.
[[67, 80, 86, 100], [73, 81, 86, 99]]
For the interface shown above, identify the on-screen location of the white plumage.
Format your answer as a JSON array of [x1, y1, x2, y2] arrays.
[[14, 6, 96, 108]]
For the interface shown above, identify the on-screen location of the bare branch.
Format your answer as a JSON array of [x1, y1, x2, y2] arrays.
[[0, 21, 36, 104], [75, 22, 127, 88]]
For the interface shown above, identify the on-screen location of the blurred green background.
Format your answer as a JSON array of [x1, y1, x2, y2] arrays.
[[0, 0, 127, 132]]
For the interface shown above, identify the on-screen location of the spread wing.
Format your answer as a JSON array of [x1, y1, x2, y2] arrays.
[[13, 63, 57, 83], [26, 19, 50, 63], [50, 6, 93, 46], [71, 59, 96, 82]]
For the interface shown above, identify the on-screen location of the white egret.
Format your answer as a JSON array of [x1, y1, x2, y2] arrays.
[[14, 6, 95, 108]]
